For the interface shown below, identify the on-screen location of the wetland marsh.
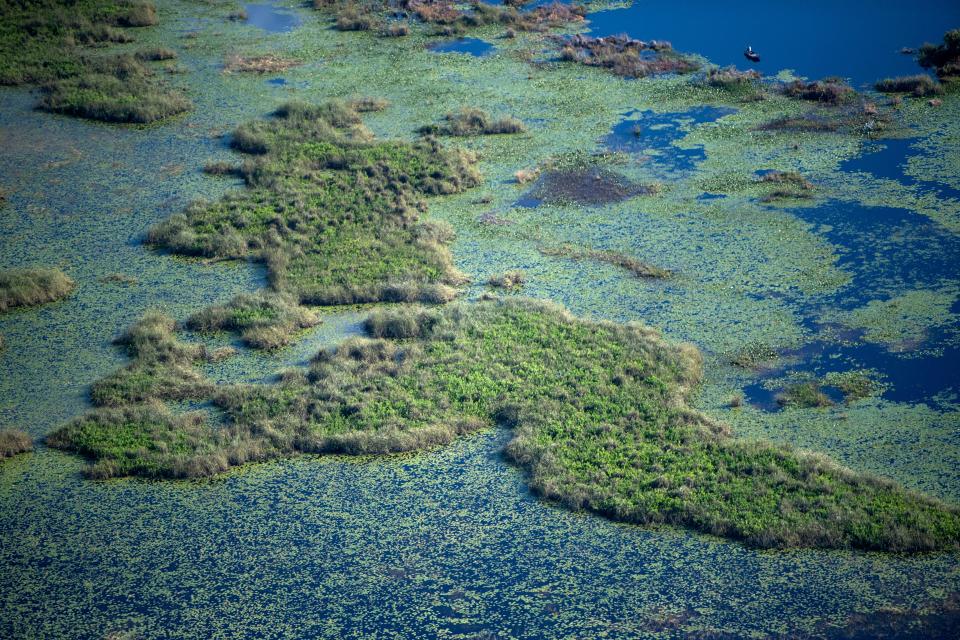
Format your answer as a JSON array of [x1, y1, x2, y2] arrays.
[[2, 1, 960, 637]]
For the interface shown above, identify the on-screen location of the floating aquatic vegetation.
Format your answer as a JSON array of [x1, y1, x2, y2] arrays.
[[776, 380, 836, 408], [538, 244, 671, 279], [827, 289, 958, 351], [728, 340, 779, 370], [0, 429, 32, 459], [148, 100, 481, 306], [0, 267, 75, 313], [49, 298, 960, 551], [824, 370, 884, 402]]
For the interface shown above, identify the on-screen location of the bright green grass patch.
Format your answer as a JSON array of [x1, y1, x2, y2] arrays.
[[0, 267, 75, 312], [49, 298, 960, 551], [148, 100, 481, 305]]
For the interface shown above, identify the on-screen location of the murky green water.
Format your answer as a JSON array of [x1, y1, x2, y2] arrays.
[[1, 1, 958, 637]]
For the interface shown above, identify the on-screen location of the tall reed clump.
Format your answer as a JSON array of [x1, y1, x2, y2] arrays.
[[0, 1, 191, 123], [875, 75, 944, 97], [419, 108, 526, 136], [0, 267, 75, 312], [148, 99, 481, 306], [0, 429, 33, 458], [49, 298, 960, 552]]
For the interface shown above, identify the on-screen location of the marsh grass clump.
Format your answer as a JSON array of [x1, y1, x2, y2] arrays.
[[825, 370, 880, 402], [757, 102, 892, 136], [758, 171, 815, 202], [0, 2, 191, 123], [487, 270, 526, 289], [557, 33, 699, 79], [420, 108, 526, 136], [0, 267, 75, 312], [135, 47, 176, 61], [0, 429, 33, 459], [539, 245, 671, 279], [187, 293, 321, 350], [875, 75, 944, 97], [776, 380, 835, 408], [334, 5, 380, 31], [202, 160, 241, 176], [37, 54, 191, 123], [148, 100, 480, 306], [348, 96, 390, 112], [50, 299, 960, 551], [918, 29, 960, 78], [89, 311, 213, 407], [783, 78, 856, 105], [223, 54, 301, 74], [705, 66, 760, 90]]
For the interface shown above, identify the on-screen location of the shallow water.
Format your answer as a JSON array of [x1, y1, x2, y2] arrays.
[[429, 37, 496, 57], [244, 1, 301, 33], [587, 0, 960, 85]]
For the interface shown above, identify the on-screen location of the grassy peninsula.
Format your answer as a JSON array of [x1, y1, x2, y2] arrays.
[[49, 298, 960, 551]]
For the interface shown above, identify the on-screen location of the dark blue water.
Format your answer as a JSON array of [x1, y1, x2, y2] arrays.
[[245, 2, 301, 33], [603, 106, 736, 173], [841, 137, 960, 202], [743, 198, 960, 409], [429, 37, 496, 57], [587, 0, 960, 86]]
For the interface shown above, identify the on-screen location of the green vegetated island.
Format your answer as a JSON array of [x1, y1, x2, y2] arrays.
[[38, 92, 960, 552]]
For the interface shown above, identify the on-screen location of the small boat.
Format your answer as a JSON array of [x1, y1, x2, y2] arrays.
[[744, 46, 760, 63]]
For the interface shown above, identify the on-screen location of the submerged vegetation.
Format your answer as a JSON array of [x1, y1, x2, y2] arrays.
[[49, 299, 960, 551], [419, 108, 526, 136], [0, 1, 191, 123], [776, 380, 836, 408], [0, 267, 75, 312], [0, 429, 33, 459], [522, 166, 655, 206], [187, 292, 321, 350], [539, 245, 671, 279], [149, 99, 480, 305]]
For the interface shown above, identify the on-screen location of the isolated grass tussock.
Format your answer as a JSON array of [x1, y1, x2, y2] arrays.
[[223, 54, 301, 74], [487, 270, 525, 289], [0, 429, 33, 459], [776, 381, 835, 408], [148, 100, 480, 305], [420, 108, 526, 136], [758, 170, 815, 202], [0, 267, 75, 312], [539, 244, 671, 279], [50, 299, 960, 550], [187, 292, 320, 350], [875, 74, 944, 97]]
